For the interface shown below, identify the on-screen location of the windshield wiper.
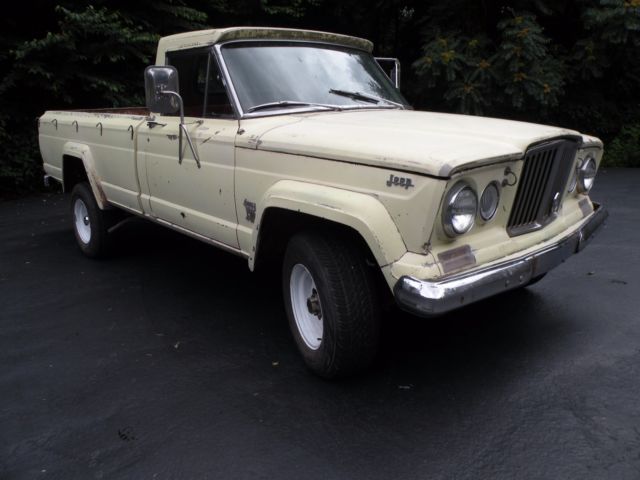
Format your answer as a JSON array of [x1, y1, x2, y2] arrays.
[[328, 89, 404, 108], [247, 101, 342, 113]]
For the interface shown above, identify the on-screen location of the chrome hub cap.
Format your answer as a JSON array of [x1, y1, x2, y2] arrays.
[[73, 198, 91, 244], [290, 264, 323, 350]]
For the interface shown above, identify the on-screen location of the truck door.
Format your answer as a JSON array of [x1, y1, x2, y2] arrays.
[[137, 47, 239, 249]]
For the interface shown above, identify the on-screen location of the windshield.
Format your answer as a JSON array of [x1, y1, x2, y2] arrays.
[[220, 42, 410, 114]]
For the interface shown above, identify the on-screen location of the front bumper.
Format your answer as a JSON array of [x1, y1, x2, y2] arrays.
[[394, 203, 608, 317]]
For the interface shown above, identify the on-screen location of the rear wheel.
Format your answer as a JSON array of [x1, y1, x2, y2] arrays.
[[282, 231, 381, 378], [70, 182, 112, 258]]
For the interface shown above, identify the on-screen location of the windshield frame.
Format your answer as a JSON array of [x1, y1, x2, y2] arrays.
[[213, 40, 410, 119]]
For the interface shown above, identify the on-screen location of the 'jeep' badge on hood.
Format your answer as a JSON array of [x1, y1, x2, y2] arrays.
[[386, 174, 415, 189]]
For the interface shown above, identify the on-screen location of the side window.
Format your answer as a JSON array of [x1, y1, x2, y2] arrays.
[[166, 49, 234, 118], [204, 58, 234, 118]]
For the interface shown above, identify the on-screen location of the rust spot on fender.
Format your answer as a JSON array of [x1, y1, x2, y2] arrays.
[[243, 200, 256, 222], [84, 163, 108, 207]]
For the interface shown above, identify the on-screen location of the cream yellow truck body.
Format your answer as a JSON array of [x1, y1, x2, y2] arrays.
[[38, 27, 607, 346]]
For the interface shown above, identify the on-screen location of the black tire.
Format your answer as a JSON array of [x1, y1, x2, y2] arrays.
[[70, 182, 112, 258], [282, 230, 381, 378]]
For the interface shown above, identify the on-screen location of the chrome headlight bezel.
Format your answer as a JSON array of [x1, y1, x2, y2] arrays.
[[567, 166, 578, 193], [479, 181, 500, 222], [577, 154, 597, 194], [442, 181, 478, 237]]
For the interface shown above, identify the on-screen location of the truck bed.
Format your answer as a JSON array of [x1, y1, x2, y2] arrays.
[[38, 108, 150, 212]]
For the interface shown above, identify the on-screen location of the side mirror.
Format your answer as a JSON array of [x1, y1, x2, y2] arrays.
[[375, 57, 401, 89], [143, 65, 201, 168], [144, 66, 181, 115]]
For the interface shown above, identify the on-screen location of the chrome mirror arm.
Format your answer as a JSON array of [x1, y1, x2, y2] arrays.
[[180, 123, 201, 169], [160, 90, 184, 124], [159, 90, 201, 168]]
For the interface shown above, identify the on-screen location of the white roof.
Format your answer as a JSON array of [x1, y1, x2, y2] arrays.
[[155, 27, 373, 63]]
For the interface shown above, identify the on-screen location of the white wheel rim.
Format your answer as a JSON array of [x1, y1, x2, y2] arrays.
[[73, 198, 91, 244], [290, 264, 323, 350]]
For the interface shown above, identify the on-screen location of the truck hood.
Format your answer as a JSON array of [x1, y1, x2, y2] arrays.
[[238, 109, 583, 177]]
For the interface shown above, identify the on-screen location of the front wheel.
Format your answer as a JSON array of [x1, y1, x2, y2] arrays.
[[70, 182, 112, 258], [282, 231, 381, 378]]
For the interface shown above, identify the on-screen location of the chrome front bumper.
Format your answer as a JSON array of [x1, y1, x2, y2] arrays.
[[394, 203, 608, 317]]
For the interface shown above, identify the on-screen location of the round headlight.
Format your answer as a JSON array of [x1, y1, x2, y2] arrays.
[[442, 182, 477, 237], [577, 155, 597, 193], [479, 182, 500, 221]]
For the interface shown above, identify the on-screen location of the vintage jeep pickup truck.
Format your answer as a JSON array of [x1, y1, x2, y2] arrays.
[[39, 27, 607, 377]]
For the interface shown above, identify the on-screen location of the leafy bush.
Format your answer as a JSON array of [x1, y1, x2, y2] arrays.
[[0, 1, 206, 196], [412, 0, 640, 162], [413, 13, 566, 114], [605, 123, 640, 167]]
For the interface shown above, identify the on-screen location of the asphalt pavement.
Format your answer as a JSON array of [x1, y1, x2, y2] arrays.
[[1, 168, 639, 479]]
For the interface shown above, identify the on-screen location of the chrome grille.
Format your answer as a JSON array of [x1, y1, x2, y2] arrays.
[[507, 139, 578, 236]]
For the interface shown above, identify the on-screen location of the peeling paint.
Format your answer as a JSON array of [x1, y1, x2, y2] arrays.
[[243, 200, 256, 223], [83, 160, 108, 208], [247, 135, 262, 149]]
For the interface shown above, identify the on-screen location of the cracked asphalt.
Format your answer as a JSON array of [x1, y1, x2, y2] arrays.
[[1, 169, 638, 479]]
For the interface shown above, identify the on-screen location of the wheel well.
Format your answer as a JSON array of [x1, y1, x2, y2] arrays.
[[255, 208, 393, 300], [62, 155, 88, 193]]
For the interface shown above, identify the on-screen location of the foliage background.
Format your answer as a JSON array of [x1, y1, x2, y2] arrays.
[[1, 0, 638, 196]]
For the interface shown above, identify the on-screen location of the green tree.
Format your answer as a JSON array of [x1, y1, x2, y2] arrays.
[[411, 0, 640, 166], [0, 0, 208, 195]]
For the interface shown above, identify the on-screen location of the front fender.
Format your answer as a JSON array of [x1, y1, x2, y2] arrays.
[[62, 142, 108, 209], [251, 180, 407, 269]]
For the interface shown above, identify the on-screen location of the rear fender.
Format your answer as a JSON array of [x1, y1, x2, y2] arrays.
[[62, 142, 108, 209]]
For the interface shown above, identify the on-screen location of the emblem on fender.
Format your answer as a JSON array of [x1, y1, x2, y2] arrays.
[[386, 174, 415, 189]]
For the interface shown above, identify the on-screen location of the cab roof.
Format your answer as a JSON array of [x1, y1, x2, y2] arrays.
[[155, 27, 374, 64]]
